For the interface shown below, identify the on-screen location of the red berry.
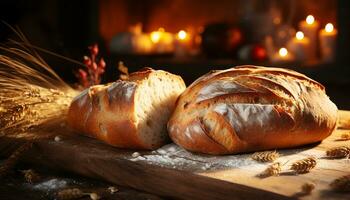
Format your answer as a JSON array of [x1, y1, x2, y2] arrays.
[[77, 43, 106, 88], [98, 58, 106, 69], [89, 44, 99, 56], [91, 63, 97, 71], [83, 56, 91, 66], [78, 69, 87, 78], [98, 68, 105, 74]]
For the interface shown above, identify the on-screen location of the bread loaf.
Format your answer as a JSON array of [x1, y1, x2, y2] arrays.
[[68, 68, 186, 150], [168, 65, 338, 155]]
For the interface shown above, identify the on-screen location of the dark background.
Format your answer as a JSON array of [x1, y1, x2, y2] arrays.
[[0, 0, 349, 109]]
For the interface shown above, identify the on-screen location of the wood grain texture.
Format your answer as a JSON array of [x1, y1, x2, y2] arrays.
[[1, 110, 350, 200]]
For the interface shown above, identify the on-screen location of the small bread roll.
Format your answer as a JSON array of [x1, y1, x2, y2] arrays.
[[168, 66, 338, 154], [68, 68, 186, 149]]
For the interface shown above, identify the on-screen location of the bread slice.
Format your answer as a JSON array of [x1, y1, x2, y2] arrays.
[[68, 68, 186, 149]]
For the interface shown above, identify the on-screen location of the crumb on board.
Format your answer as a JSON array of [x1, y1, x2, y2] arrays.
[[301, 182, 315, 194], [108, 186, 119, 194], [54, 136, 61, 142], [89, 192, 101, 200], [132, 152, 140, 158]]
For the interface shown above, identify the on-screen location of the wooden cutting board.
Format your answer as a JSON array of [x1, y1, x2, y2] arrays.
[[1, 111, 350, 200]]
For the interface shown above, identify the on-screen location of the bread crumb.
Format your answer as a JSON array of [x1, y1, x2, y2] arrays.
[[301, 182, 315, 194], [54, 136, 61, 142], [108, 186, 118, 194], [89, 193, 101, 200], [132, 152, 140, 158], [157, 149, 167, 155]]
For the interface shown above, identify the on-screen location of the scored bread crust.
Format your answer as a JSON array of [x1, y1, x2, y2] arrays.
[[168, 65, 338, 155], [68, 68, 186, 150]]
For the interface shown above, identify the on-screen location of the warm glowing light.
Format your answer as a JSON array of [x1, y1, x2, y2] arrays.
[[325, 23, 334, 33], [150, 31, 161, 43], [296, 31, 304, 40], [279, 48, 288, 57], [150, 28, 167, 43], [273, 17, 281, 25], [306, 15, 315, 25], [177, 30, 187, 40]]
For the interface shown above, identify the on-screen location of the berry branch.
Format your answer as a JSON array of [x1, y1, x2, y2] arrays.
[[76, 44, 106, 88]]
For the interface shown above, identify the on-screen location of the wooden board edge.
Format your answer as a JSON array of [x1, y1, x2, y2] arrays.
[[0, 137, 293, 200]]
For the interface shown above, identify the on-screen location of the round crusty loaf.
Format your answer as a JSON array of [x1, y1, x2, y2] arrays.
[[68, 68, 186, 150], [168, 65, 338, 155]]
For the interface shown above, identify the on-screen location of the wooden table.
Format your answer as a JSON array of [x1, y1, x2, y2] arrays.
[[1, 111, 350, 200], [0, 165, 163, 200]]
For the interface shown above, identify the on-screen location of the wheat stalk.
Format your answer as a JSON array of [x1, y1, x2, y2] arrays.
[[326, 146, 350, 158], [21, 169, 41, 183], [290, 157, 317, 174], [57, 188, 85, 200], [252, 151, 280, 162], [0, 27, 78, 139], [330, 175, 350, 192], [339, 132, 350, 141], [118, 61, 129, 80], [257, 162, 281, 178], [57, 188, 101, 200]]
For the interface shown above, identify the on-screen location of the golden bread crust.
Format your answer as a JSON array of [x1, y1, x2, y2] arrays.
[[68, 68, 186, 149], [168, 66, 338, 154]]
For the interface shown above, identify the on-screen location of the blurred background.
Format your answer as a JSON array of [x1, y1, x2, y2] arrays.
[[0, 0, 349, 109]]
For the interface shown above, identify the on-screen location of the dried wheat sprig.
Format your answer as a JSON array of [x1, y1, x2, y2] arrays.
[[8, 39, 85, 67], [330, 175, 350, 192], [0, 85, 76, 136], [57, 188, 101, 200], [339, 132, 350, 141], [0, 142, 32, 177], [257, 162, 281, 178], [0, 28, 78, 138], [301, 182, 315, 194], [326, 146, 350, 158], [252, 151, 280, 162], [118, 61, 129, 80], [290, 157, 317, 174], [57, 188, 85, 200], [21, 169, 40, 183]]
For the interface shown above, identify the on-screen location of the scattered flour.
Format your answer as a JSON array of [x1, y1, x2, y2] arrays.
[[127, 144, 257, 171], [127, 143, 331, 172], [32, 179, 68, 191]]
